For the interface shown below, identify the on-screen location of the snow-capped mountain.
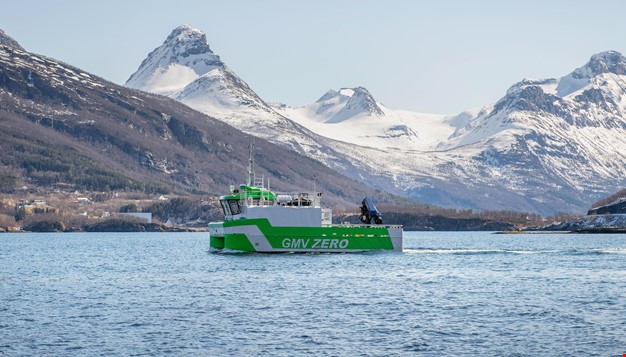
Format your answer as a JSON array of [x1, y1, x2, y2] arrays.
[[125, 25, 278, 129], [126, 25, 306, 144], [125, 25, 626, 214], [279, 51, 626, 214], [125, 25, 390, 187], [273, 86, 465, 150], [399, 50, 626, 213], [316, 87, 385, 123]]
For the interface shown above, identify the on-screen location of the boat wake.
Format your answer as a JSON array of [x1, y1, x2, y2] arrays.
[[598, 248, 626, 254], [209, 248, 251, 254]]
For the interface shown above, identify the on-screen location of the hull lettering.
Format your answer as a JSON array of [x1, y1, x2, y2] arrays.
[[282, 238, 349, 250]]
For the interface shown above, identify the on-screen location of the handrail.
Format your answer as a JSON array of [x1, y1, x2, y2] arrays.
[[329, 223, 403, 228]]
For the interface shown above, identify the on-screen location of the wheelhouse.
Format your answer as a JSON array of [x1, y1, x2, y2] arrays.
[[219, 184, 277, 217]]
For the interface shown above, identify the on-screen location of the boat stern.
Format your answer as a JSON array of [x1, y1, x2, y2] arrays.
[[387, 225, 404, 251]]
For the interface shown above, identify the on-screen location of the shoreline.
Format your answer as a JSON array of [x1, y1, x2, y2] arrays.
[[495, 228, 626, 234], [1, 220, 207, 233]]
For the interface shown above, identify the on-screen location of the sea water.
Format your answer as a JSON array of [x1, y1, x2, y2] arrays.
[[1, 232, 625, 356]]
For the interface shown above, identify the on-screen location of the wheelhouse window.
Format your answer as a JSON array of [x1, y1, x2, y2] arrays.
[[228, 199, 241, 215], [220, 200, 231, 215]]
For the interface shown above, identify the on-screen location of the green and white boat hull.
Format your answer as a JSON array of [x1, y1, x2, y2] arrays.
[[209, 143, 403, 253], [209, 219, 403, 253]]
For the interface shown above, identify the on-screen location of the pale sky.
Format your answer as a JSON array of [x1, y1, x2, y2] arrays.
[[2, 0, 625, 114]]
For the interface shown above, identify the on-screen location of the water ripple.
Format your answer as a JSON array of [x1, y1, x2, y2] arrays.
[[1, 232, 625, 356]]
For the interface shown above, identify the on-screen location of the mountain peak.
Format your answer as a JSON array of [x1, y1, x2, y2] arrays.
[[170, 24, 201, 36], [343, 87, 384, 115], [164, 25, 213, 56], [0, 28, 24, 51], [323, 86, 385, 123], [317, 87, 377, 103], [125, 24, 285, 134], [573, 50, 626, 79], [125, 25, 223, 93], [501, 50, 626, 100]]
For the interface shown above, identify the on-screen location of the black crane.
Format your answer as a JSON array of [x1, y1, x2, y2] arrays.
[[359, 197, 383, 225]]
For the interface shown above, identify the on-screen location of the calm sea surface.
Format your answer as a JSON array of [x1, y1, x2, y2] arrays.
[[1, 231, 625, 356]]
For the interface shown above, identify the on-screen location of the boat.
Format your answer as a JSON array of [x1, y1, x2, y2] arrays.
[[208, 144, 403, 253]]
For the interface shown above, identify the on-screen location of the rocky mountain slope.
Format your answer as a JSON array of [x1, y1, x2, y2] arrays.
[[422, 50, 626, 213], [587, 187, 626, 215], [0, 31, 400, 208], [126, 25, 626, 215], [0, 29, 24, 51]]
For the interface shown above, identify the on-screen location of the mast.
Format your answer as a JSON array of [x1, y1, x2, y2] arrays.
[[247, 142, 255, 186]]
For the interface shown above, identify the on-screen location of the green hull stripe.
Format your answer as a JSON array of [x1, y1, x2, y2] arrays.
[[210, 236, 224, 249], [212, 218, 397, 252], [224, 233, 257, 251]]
